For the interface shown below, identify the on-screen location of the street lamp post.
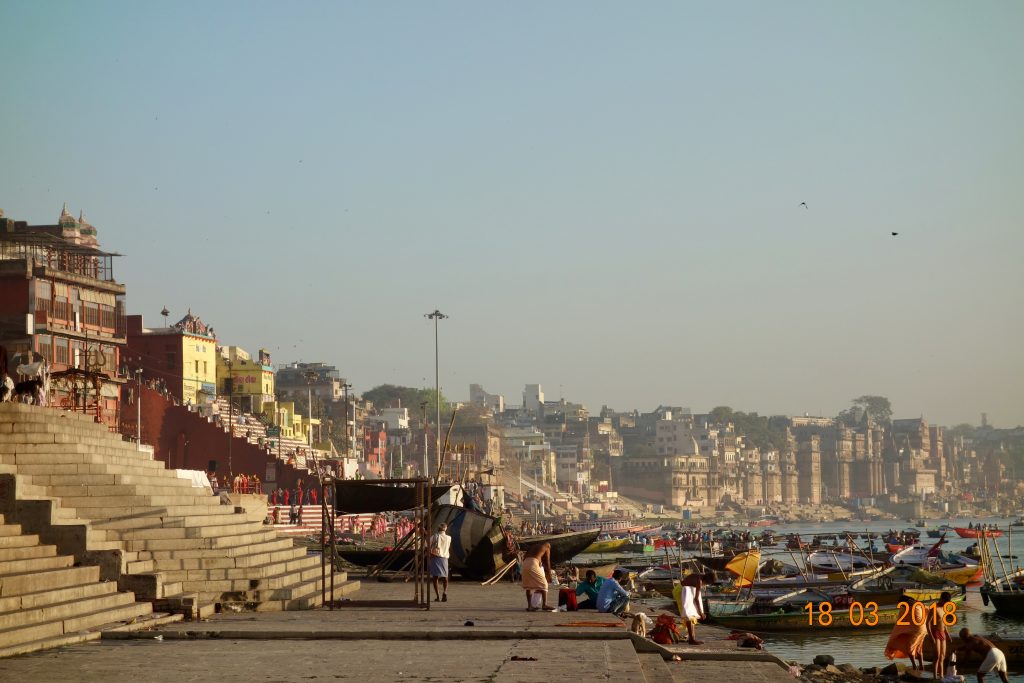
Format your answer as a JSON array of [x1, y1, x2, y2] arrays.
[[226, 358, 233, 477], [135, 365, 143, 447], [304, 370, 318, 450], [420, 401, 429, 478], [424, 309, 447, 480]]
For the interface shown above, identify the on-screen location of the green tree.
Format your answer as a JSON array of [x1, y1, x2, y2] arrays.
[[837, 395, 892, 426], [362, 384, 449, 421]]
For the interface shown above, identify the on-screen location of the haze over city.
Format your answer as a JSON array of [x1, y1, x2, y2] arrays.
[[2, 1, 1021, 426]]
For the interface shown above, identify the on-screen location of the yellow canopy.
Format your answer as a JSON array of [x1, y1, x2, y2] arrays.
[[724, 550, 761, 587]]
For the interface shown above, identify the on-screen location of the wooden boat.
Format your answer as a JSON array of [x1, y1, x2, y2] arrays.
[[520, 529, 600, 564], [706, 597, 756, 617], [653, 538, 677, 550], [849, 566, 962, 605], [980, 567, 1024, 616], [954, 526, 1003, 539], [890, 546, 983, 586], [582, 537, 630, 554], [806, 550, 881, 574], [709, 603, 903, 631], [333, 481, 453, 514]]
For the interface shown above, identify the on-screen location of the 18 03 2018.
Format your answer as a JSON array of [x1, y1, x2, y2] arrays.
[[803, 601, 958, 628]]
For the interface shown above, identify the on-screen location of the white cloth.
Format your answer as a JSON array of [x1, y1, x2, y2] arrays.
[[680, 585, 701, 621], [978, 647, 1007, 674], [431, 532, 451, 559]]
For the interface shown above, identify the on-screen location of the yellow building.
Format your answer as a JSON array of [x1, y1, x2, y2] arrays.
[[261, 399, 322, 450], [217, 346, 274, 414], [126, 310, 218, 405]]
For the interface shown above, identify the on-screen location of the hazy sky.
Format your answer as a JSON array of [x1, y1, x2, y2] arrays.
[[2, 1, 1021, 427]]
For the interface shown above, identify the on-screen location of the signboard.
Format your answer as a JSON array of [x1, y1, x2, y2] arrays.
[[266, 426, 281, 438], [201, 383, 216, 394]]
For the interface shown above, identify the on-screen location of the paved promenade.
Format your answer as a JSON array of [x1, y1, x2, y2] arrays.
[[2, 579, 792, 682]]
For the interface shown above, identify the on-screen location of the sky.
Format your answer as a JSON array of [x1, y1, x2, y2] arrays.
[[1, 1, 1022, 427]]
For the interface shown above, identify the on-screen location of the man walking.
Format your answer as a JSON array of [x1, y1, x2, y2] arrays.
[[429, 522, 451, 602]]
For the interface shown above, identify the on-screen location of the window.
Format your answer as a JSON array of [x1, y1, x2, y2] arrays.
[[55, 337, 70, 364], [166, 352, 176, 369], [195, 360, 199, 374], [203, 361, 208, 375], [37, 335, 52, 362]]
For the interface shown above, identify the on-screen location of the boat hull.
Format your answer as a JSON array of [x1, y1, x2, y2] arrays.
[[582, 538, 630, 554], [519, 529, 600, 564], [954, 527, 1003, 539], [710, 605, 902, 631], [981, 588, 1024, 616]]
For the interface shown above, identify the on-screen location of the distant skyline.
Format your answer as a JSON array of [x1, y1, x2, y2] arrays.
[[2, 2, 1021, 427]]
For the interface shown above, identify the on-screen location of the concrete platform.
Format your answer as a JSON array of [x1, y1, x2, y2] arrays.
[[0, 581, 789, 681]]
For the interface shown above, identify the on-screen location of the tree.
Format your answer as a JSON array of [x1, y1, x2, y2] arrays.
[[848, 395, 892, 425], [362, 384, 449, 420]]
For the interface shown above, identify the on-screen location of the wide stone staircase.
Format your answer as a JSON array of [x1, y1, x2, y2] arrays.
[[0, 512, 179, 657], [0, 403, 359, 624]]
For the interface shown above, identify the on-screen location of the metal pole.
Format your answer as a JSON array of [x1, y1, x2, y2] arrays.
[[424, 310, 447, 481], [135, 365, 142, 446], [227, 359, 233, 476], [421, 401, 428, 478]]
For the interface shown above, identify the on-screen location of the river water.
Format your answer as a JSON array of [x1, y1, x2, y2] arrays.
[[628, 516, 1024, 680]]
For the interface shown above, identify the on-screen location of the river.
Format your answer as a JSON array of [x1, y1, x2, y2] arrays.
[[628, 516, 1024, 680]]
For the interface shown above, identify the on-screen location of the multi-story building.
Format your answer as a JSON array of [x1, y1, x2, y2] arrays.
[[126, 310, 218, 406], [276, 361, 346, 402], [469, 383, 505, 414], [216, 345, 274, 414], [0, 206, 126, 427], [522, 384, 544, 414]]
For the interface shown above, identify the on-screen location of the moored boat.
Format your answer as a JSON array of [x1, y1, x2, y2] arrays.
[[954, 526, 1004, 539], [520, 528, 600, 564], [582, 537, 630, 554], [890, 544, 982, 586]]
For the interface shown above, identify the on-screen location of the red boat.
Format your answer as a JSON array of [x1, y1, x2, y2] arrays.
[[653, 538, 678, 549], [886, 543, 908, 553], [955, 527, 1004, 539]]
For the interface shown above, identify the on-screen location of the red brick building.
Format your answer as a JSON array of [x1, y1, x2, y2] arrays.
[[0, 206, 126, 428]]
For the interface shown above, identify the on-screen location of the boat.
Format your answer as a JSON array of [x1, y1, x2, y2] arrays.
[[849, 566, 963, 606], [581, 537, 630, 554], [709, 602, 904, 631], [890, 545, 983, 586], [706, 596, 756, 618], [954, 526, 1003, 539], [981, 584, 1024, 616], [332, 481, 454, 514], [653, 538, 677, 550], [519, 529, 600, 564], [1010, 517, 1024, 528], [806, 550, 881, 574]]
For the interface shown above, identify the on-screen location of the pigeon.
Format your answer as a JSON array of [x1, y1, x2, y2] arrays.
[[891, 232, 899, 236], [799, 202, 808, 209]]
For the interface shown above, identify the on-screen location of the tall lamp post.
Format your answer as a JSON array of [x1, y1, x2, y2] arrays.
[[420, 401, 429, 478], [424, 309, 447, 480], [225, 358, 233, 476], [304, 370, 318, 450], [135, 365, 143, 447]]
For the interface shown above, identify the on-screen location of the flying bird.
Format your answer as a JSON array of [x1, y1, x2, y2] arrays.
[[891, 232, 899, 236], [799, 202, 808, 209]]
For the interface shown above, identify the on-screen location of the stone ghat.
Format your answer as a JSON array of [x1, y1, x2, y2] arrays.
[[0, 402, 358, 656]]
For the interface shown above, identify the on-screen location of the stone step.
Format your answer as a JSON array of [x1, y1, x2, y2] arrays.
[[232, 545, 310, 568], [637, 653, 675, 683], [4, 452, 167, 472], [178, 562, 323, 595], [0, 580, 117, 615], [157, 554, 323, 583], [0, 565, 101, 596], [0, 532, 40, 549], [0, 590, 138, 631], [25, 473, 194, 489], [60, 600, 154, 635], [0, 543, 58, 562], [90, 510, 248, 531], [42, 482, 203, 500], [0, 524, 25, 538], [0, 554, 73, 575], [65, 503, 236, 521], [55, 494, 221, 510], [135, 537, 298, 561], [105, 520, 264, 542], [117, 529, 278, 552]]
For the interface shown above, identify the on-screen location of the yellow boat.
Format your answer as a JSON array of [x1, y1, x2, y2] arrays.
[[582, 537, 630, 554]]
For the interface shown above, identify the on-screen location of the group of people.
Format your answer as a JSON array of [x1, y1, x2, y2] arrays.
[[885, 593, 1010, 683]]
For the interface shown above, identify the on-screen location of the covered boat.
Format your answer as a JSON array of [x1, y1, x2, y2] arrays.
[[890, 544, 982, 586], [806, 550, 881, 574], [333, 481, 453, 514]]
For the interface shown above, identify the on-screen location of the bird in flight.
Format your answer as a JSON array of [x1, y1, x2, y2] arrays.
[[891, 232, 899, 236], [799, 202, 808, 209]]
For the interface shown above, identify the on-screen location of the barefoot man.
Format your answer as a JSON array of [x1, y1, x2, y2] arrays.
[[522, 542, 555, 611], [429, 522, 451, 602], [677, 573, 708, 645], [958, 629, 1011, 683]]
